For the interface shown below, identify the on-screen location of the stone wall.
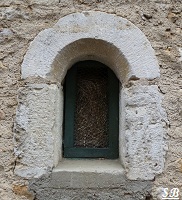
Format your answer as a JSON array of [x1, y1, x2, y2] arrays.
[[0, 0, 181, 200]]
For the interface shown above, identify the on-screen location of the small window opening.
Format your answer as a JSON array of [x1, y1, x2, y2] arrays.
[[63, 60, 119, 159]]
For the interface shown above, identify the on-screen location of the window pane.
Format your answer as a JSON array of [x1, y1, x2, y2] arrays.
[[74, 65, 109, 148]]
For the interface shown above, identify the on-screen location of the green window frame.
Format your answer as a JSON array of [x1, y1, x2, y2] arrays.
[[63, 60, 119, 159]]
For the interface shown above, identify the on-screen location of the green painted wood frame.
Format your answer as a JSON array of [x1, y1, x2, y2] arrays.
[[63, 60, 119, 159]]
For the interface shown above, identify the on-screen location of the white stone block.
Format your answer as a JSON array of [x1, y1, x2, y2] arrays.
[[14, 84, 61, 178], [123, 85, 168, 180]]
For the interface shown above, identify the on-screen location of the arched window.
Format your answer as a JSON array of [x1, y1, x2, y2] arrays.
[[63, 60, 119, 159], [15, 12, 166, 181]]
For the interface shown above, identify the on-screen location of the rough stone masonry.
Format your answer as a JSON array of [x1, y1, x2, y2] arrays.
[[0, 0, 181, 200]]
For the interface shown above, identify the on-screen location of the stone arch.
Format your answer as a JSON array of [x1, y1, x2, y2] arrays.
[[14, 11, 167, 180], [50, 38, 129, 83], [21, 11, 160, 83]]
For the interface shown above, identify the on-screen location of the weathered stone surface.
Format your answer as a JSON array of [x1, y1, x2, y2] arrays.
[[179, 48, 182, 62], [13, 185, 34, 200], [0, 28, 13, 43], [29, 0, 59, 4], [21, 11, 160, 82], [29, 169, 153, 200], [1, 7, 29, 21], [0, 1, 181, 199], [0, 61, 6, 70], [123, 85, 168, 180], [16, 12, 167, 182], [0, 110, 5, 120], [15, 12, 167, 183], [14, 84, 62, 178]]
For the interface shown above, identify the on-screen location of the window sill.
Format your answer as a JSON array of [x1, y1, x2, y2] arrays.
[[51, 159, 125, 189]]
